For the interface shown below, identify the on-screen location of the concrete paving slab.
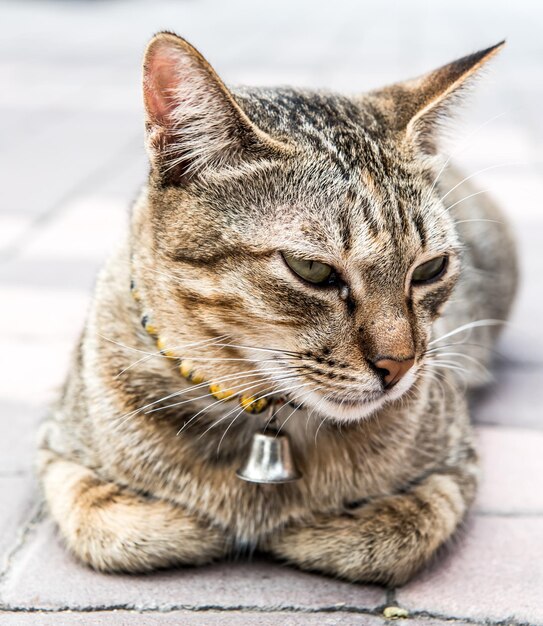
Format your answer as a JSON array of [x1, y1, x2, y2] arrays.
[[0, 477, 40, 575], [476, 426, 543, 514], [0, 611, 477, 626], [0, 402, 44, 473], [0, 0, 541, 623], [0, 337, 73, 408], [0, 276, 93, 318], [0, 216, 33, 255], [398, 515, 543, 624], [2, 112, 140, 219], [17, 196, 128, 263], [0, 260, 103, 294], [1, 520, 385, 612], [471, 365, 543, 429]]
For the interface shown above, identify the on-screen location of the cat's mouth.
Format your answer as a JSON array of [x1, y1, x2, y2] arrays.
[[302, 390, 387, 421], [325, 393, 383, 407], [300, 367, 418, 422]]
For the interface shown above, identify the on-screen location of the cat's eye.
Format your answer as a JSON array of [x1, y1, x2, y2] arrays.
[[411, 255, 448, 284], [282, 252, 334, 285]]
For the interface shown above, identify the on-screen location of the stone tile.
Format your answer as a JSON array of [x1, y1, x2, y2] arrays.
[[477, 169, 543, 222], [0, 610, 387, 626], [93, 151, 147, 200], [0, 259, 101, 294], [398, 516, 543, 624], [0, 164, 142, 262], [15, 196, 128, 263], [0, 611, 477, 626], [1, 112, 140, 218], [0, 215, 32, 254], [476, 426, 543, 514], [0, 477, 40, 574], [1, 520, 385, 612], [458, 123, 538, 174], [471, 364, 543, 429], [498, 325, 543, 368], [0, 337, 73, 408], [506, 296, 543, 363], [0, 286, 89, 341], [0, 0, 542, 623], [0, 401, 44, 472]]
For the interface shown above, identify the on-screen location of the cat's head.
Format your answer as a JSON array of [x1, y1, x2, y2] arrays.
[[133, 32, 502, 422]]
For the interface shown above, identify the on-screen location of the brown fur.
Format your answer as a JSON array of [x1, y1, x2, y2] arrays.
[[37, 34, 517, 586]]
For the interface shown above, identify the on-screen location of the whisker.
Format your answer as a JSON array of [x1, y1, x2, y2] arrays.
[[454, 218, 503, 225], [101, 332, 228, 362], [150, 366, 294, 415], [422, 110, 508, 208], [112, 365, 292, 429], [422, 368, 448, 399], [198, 379, 306, 444], [429, 319, 507, 346], [115, 335, 229, 378], [439, 162, 524, 204], [175, 373, 300, 435], [426, 338, 509, 363], [445, 189, 490, 213], [426, 350, 489, 372], [275, 386, 323, 437], [214, 341, 305, 358], [216, 381, 316, 455], [422, 365, 457, 396], [428, 362, 472, 383], [314, 409, 330, 447]]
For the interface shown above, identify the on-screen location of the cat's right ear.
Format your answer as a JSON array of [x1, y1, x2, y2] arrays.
[[367, 42, 505, 154], [143, 32, 286, 186]]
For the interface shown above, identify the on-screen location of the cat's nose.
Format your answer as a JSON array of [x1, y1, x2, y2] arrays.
[[373, 357, 415, 389]]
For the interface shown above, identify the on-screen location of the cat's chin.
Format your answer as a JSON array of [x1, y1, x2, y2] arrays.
[[302, 370, 417, 423]]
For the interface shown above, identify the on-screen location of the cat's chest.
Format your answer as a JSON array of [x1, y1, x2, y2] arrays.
[[140, 428, 402, 544], [104, 395, 415, 543]]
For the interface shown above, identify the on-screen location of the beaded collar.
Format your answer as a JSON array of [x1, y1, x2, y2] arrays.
[[130, 279, 271, 415]]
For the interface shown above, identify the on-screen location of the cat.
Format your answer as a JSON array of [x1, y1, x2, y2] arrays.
[[37, 32, 517, 585]]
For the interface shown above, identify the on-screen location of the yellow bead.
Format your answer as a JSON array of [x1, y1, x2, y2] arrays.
[[180, 360, 205, 384], [180, 360, 193, 379], [141, 315, 157, 335], [156, 337, 175, 357], [240, 395, 269, 414], [209, 383, 235, 401], [156, 337, 166, 351], [130, 280, 140, 301], [190, 370, 206, 385], [146, 323, 157, 335]]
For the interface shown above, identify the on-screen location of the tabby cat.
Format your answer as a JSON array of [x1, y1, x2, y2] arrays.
[[38, 33, 517, 585]]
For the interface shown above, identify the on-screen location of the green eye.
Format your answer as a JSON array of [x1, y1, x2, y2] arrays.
[[412, 256, 448, 284], [282, 252, 334, 285]]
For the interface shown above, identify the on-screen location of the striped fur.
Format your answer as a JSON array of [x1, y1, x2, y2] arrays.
[[37, 33, 517, 585]]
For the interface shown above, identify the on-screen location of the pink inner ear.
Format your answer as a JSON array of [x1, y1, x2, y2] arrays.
[[144, 46, 181, 125]]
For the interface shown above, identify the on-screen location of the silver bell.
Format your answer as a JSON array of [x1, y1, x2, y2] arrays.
[[236, 430, 301, 484]]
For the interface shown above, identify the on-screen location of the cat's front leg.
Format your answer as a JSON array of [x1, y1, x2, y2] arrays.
[[264, 468, 477, 586], [38, 450, 228, 573]]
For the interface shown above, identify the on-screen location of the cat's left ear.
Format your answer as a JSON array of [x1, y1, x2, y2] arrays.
[[371, 42, 505, 153], [142, 32, 288, 185]]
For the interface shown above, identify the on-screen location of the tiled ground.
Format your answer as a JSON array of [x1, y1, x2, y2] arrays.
[[1, 0, 542, 624]]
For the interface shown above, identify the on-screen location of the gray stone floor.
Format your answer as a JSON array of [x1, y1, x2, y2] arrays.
[[1, 0, 542, 624]]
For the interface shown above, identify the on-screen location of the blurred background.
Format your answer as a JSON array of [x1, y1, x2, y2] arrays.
[[2, 0, 542, 431], [0, 1, 542, 621], [0, 0, 543, 464]]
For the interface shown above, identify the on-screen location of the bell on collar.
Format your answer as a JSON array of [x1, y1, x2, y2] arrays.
[[236, 428, 301, 484]]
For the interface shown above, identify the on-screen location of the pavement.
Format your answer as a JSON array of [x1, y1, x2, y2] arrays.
[[1, 0, 542, 624]]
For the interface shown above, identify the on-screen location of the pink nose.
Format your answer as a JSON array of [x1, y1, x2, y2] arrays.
[[373, 357, 415, 388]]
